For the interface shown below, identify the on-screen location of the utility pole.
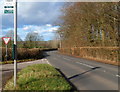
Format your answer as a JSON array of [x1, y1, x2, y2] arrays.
[[14, 0, 17, 87]]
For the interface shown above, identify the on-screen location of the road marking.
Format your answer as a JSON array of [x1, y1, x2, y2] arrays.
[[76, 62, 94, 68], [57, 55, 60, 57], [53, 57, 57, 60], [63, 57, 71, 61], [0, 88, 2, 92], [104, 70, 106, 72], [116, 75, 120, 77]]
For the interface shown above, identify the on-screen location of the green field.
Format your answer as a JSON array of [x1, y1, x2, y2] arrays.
[[4, 64, 73, 91]]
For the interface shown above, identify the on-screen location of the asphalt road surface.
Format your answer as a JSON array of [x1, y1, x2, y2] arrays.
[[45, 51, 119, 91], [0, 51, 119, 91]]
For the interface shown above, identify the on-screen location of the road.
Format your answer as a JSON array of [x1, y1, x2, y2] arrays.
[[0, 51, 119, 91], [45, 51, 119, 90]]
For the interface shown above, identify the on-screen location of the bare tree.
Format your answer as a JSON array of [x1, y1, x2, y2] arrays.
[[58, 2, 119, 47], [5, 30, 22, 41], [24, 32, 44, 48]]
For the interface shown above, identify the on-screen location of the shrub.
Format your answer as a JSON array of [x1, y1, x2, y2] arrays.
[[59, 47, 119, 64], [2, 48, 44, 61]]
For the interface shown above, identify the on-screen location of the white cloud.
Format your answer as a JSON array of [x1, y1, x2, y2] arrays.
[[2, 2, 64, 30], [0, 0, 3, 37], [23, 25, 32, 30], [48, 27, 59, 32], [23, 26, 29, 30], [0, 0, 4, 16], [51, 27, 59, 31], [46, 24, 52, 27], [22, 25, 59, 40], [2, 24, 59, 40], [17, 2, 63, 27], [22, 24, 59, 33], [33, 31, 39, 33]]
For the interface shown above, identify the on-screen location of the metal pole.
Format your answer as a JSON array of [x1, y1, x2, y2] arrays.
[[14, 0, 17, 87], [6, 45, 7, 61]]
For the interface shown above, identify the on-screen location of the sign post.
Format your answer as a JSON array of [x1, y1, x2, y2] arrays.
[[4, 0, 17, 87], [2, 37, 11, 61], [4, 0, 14, 14], [6, 45, 7, 60], [14, 0, 17, 87]]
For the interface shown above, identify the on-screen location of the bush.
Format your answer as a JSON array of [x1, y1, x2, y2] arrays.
[[59, 47, 119, 64], [2, 48, 44, 61]]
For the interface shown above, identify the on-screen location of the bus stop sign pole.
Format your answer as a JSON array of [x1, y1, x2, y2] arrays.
[[14, 0, 17, 87]]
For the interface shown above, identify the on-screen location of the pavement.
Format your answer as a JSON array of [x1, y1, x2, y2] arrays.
[[45, 51, 119, 91]]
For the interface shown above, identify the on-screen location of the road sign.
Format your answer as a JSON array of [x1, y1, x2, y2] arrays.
[[5, 0, 15, 3], [2, 37, 11, 45], [2, 37, 11, 61], [4, 0, 14, 14], [5, 0, 14, 2], [4, 10, 14, 14], [3, 0, 17, 87], [4, 2, 14, 6], [4, 6, 14, 8]]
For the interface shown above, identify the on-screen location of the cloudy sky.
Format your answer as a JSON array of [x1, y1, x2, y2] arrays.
[[1, 1, 64, 41]]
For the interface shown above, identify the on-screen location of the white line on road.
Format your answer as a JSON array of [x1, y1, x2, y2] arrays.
[[76, 62, 94, 68], [63, 57, 71, 61], [116, 75, 120, 77], [53, 57, 57, 60], [0, 88, 2, 92], [103, 70, 106, 72], [57, 55, 60, 57]]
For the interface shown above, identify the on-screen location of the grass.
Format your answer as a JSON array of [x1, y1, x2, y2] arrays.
[[4, 64, 73, 91]]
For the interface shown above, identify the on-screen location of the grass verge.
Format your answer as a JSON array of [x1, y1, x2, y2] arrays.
[[4, 64, 73, 91]]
